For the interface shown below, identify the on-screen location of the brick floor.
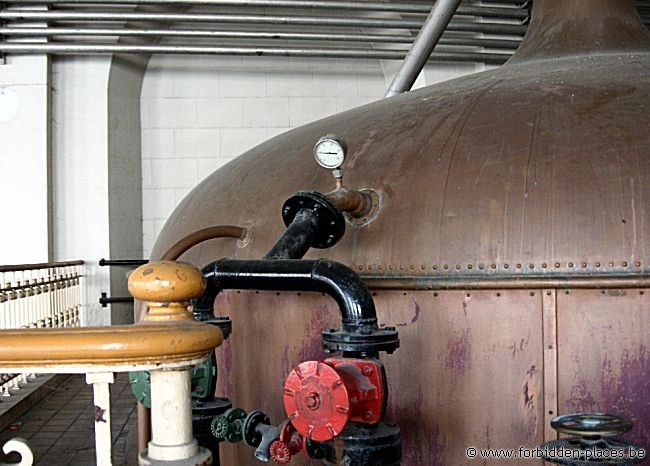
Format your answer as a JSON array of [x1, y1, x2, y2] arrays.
[[0, 374, 137, 465]]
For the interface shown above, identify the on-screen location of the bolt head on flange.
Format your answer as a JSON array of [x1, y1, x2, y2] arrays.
[[283, 361, 350, 442]]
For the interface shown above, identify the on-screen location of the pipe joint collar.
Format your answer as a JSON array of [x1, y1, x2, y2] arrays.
[[322, 326, 399, 355]]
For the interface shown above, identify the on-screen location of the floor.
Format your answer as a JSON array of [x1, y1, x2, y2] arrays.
[[0, 374, 137, 465]]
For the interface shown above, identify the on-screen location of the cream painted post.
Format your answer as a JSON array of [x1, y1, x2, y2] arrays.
[[86, 372, 115, 466]]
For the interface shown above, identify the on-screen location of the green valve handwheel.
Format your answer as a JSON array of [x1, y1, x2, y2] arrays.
[[211, 415, 229, 439], [211, 407, 247, 443]]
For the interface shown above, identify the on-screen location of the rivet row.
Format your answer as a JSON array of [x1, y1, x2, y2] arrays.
[[355, 261, 643, 272]]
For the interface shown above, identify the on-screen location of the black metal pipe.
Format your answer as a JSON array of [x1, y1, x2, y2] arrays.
[[99, 292, 134, 307], [99, 258, 147, 267], [203, 259, 378, 333], [264, 210, 321, 260]]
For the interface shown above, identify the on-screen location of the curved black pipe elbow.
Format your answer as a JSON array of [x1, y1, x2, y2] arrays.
[[202, 259, 377, 333], [310, 260, 378, 332]]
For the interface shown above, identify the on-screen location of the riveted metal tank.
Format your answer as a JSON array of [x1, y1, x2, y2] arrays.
[[152, 0, 650, 463]]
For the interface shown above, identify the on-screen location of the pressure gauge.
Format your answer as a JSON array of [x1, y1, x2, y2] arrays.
[[313, 135, 347, 169]]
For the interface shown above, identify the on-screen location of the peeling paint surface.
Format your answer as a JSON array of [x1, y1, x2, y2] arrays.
[[603, 345, 649, 450], [559, 290, 649, 458], [410, 297, 421, 323], [445, 328, 471, 372]]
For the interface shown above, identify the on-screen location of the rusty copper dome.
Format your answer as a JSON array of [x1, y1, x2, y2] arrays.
[[154, 0, 650, 280]]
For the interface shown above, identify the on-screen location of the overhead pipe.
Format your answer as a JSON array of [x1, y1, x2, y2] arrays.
[[385, 0, 462, 98], [0, 43, 511, 63], [0, 0, 530, 19], [0, 10, 528, 35], [0, 27, 522, 49]]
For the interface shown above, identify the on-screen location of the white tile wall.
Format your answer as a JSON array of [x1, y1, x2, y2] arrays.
[[197, 99, 244, 128], [173, 129, 221, 158], [288, 97, 337, 127], [219, 127, 268, 158]]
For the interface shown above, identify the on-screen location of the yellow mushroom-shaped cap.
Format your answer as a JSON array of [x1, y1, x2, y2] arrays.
[[128, 261, 206, 303]]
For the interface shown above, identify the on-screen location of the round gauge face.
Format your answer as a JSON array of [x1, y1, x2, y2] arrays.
[[313, 136, 346, 169]]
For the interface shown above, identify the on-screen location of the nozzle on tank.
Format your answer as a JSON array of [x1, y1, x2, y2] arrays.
[[313, 134, 382, 225]]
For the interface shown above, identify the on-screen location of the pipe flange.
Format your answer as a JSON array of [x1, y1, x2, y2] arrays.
[[322, 327, 399, 355], [281, 191, 345, 249], [243, 410, 270, 448]]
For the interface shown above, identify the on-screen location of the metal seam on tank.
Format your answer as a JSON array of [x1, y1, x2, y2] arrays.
[[351, 261, 645, 275]]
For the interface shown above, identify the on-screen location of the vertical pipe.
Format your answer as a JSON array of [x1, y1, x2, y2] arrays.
[[384, 0, 462, 97]]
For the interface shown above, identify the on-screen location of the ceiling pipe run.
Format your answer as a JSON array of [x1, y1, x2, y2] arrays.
[[0, 26, 521, 49], [0, 43, 510, 63], [0, 0, 530, 19], [0, 10, 527, 34], [385, 0, 462, 97]]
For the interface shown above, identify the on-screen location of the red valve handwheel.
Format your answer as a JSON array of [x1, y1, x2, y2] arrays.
[[270, 440, 292, 464], [283, 361, 350, 442], [277, 420, 303, 455]]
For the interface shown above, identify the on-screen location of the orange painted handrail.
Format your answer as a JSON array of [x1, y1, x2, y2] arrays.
[[0, 321, 223, 370]]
